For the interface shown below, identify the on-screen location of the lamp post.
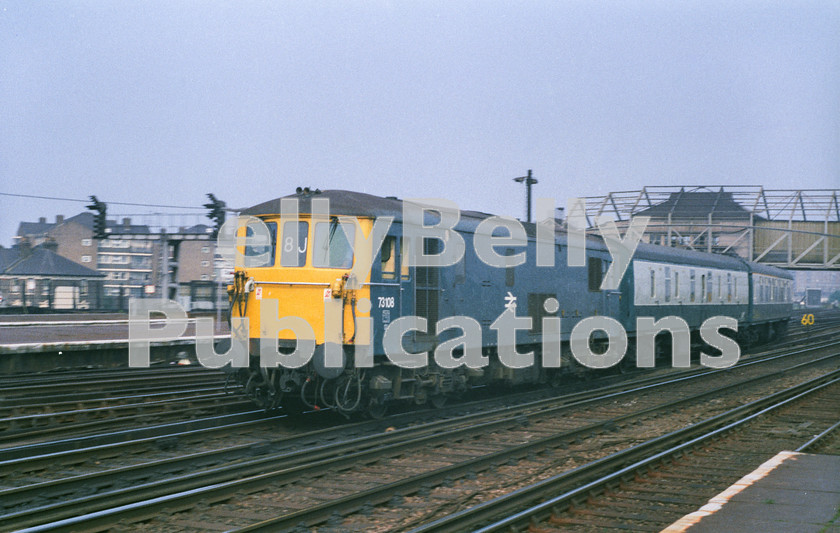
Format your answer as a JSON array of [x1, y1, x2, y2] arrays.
[[513, 169, 538, 223]]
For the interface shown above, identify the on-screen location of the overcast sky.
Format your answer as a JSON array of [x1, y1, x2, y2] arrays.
[[1, 1, 838, 246]]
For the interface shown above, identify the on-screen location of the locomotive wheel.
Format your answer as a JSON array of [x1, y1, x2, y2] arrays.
[[616, 360, 632, 374], [430, 394, 447, 409], [245, 373, 269, 410], [367, 399, 388, 419]]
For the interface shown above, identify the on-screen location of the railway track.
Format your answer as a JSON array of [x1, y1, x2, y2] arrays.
[[0, 368, 230, 418], [422, 371, 840, 532], [0, 367, 254, 447], [7, 334, 840, 532]]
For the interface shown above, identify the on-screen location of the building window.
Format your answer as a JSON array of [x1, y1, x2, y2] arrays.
[[201, 260, 209, 267], [201, 246, 209, 253], [200, 274, 209, 281], [82, 255, 92, 263], [82, 238, 92, 246]]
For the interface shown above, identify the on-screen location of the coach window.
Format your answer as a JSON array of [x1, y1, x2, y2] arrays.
[[664, 266, 671, 302], [717, 275, 722, 299], [650, 269, 656, 298], [674, 271, 680, 299], [381, 236, 396, 280], [734, 277, 738, 299], [706, 272, 713, 302], [727, 273, 732, 302], [690, 270, 696, 302], [588, 256, 603, 291]]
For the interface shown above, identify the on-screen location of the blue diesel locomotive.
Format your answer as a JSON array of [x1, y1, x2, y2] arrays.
[[225, 189, 793, 416]]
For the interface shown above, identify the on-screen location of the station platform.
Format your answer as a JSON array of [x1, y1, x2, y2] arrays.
[[664, 451, 840, 532], [0, 317, 230, 372]]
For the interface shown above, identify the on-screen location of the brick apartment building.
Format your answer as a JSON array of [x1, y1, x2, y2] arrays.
[[13, 213, 219, 310]]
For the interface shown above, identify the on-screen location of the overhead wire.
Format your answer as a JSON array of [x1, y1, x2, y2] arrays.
[[0, 191, 206, 210]]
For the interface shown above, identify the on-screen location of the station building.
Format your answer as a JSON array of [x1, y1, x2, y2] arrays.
[[0, 241, 105, 311]]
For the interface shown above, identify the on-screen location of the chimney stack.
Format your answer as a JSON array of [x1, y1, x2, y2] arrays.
[[56, 215, 64, 224], [38, 217, 46, 224], [19, 238, 32, 258], [123, 218, 131, 227]]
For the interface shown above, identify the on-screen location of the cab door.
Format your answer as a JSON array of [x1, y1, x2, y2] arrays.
[[374, 234, 401, 332]]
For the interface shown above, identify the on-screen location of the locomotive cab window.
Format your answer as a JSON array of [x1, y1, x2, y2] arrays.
[[313, 219, 354, 268], [243, 221, 277, 267], [281, 221, 308, 267], [381, 235, 397, 280]]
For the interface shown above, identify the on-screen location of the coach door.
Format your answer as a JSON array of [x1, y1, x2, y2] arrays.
[[590, 256, 619, 316]]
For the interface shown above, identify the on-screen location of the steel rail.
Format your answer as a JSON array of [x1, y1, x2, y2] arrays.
[[795, 419, 840, 452], [0, 410, 276, 465], [16, 344, 840, 532], [411, 371, 840, 533]]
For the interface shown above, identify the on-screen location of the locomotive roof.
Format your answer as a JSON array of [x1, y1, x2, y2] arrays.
[[242, 189, 791, 278], [241, 189, 495, 222]]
